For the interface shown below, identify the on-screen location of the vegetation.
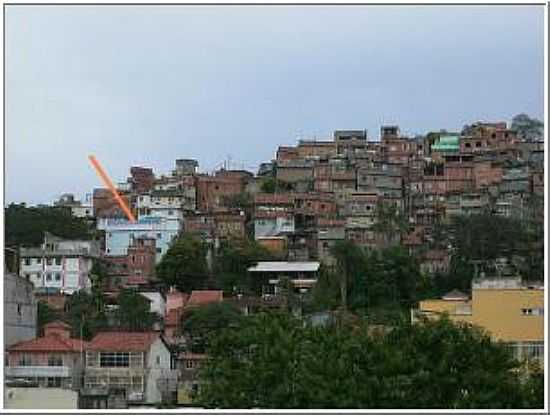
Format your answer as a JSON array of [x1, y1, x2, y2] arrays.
[[511, 113, 544, 142], [156, 235, 209, 292], [5, 203, 92, 247], [114, 289, 160, 331], [373, 201, 409, 247], [215, 237, 272, 294], [260, 177, 293, 193], [198, 313, 542, 409], [36, 301, 59, 336], [65, 290, 108, 340], [309, 244, 421, 323], [182, 302, 244, 353]]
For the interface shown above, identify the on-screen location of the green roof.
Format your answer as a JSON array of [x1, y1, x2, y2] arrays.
[[431, 135, 460, 152]]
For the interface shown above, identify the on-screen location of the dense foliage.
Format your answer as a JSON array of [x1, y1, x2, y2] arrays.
[[156, 235, 209, 292], [182, 302, 244, 353], [215, 237, 273, 294], [37, 301, 59, 335], [5, 203, 92, 247], [310, 244, 422, 323], [65, 290, 108, 340], [114, 289, 160, 331], [198, 313, 542, 409]]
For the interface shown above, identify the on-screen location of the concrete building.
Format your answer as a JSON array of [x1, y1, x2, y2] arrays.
[[176, 352, 208, 405], [129, 166, 155, 194], [248, 261, 321, 295], [54, 193, 94, 219], [136, 191, 185, 224], [413, 277, 544, 364], [4, 272, 37, 348], [97, 216, 179, 263], [84, 331, 176, 405], [104, 236, 157, 290], [19, 233, 100, 294], [6, 321, 87, 390], [93, 188, 132, 219]]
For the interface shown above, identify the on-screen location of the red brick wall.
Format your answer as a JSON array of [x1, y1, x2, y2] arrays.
[[196, 176, 244, 211]]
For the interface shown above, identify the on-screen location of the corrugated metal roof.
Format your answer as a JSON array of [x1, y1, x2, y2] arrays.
[[248, 261, 320, 272]]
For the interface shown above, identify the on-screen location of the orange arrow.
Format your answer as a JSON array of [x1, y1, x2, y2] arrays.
[[88, 155, 137, 223]]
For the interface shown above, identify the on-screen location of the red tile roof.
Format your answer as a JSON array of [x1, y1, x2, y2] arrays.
[[187, 290, 223, 307], [88, 331, 161, 352], [44, 320, 71, 330], [8, 335, 88, 353]]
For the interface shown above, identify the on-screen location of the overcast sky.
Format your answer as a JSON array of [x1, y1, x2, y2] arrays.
[[6, 5, 544, 205]]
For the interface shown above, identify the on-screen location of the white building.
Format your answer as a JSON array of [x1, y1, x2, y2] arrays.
[[19, 233, 100, 294]]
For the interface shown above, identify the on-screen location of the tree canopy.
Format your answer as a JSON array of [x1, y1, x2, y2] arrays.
[[114, 289, 159, 331], [182, 302, 244, 353], [156, 235, 209, 292], [64, 290, 108, 340], [5, 203, 92, 247], [198, 313, 542, 409]]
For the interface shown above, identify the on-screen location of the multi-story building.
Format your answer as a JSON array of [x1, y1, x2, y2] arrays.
[[93, 188, 132, 219], [19, 233, 100, 294], [129, 167, 155, 194], [4, 272, 37, 347], [176, 353, 208, 405], [97, 216, 179, 263], [6, 321, 87, 389], [196, 174, 246, 211], [104, 236, 157, 289], [412, 277, 544, 365], [84, 331, 176, 405], [54, 193, 94, 220]]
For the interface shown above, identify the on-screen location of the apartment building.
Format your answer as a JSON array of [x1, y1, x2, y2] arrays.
[[19, 233, 100, 294], [84, 331, 176, 405], [413, 277, 544, 364], [6, 321, 87, 390]]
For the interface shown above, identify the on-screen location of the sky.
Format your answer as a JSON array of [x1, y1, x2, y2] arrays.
[[5, 5, 544, 206]]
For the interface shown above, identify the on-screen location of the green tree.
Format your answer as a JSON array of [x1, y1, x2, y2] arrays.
[[65, 290, 108, 340], [215, 237, 272, 294], [5, 203, 92, 247], [372, 201, 408, 247], [114, 288, 159, 331], [511, 113, 544, 142], [182, 302, 243, 353], [37, 301, 59, 336], [198, 313, 540, 409], [156, 235, 209, 292], [330, 240, 367, 310]]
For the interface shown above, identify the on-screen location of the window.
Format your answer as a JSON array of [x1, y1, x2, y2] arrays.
[[156, 248, 162, 254], [47, 377, 62, 387], [48, 355, 63, 366], [156, 356, 161, 365], [156, 233, 162, 239], [465, 142, 471, 148], [46, 273, 52, 281], [185, 360, 195, 369], [46, 258, 53, 265], [55, 273, 61, 281], [17, 304, 22, 316], [523, 307, 544, 316], [100, 352, 130, 368], [475, 141, 482, 148], [55, 258, 62, 265], [168, 210, 174, 216], [35, 258, 42, 264], [18, 354, 32, 366], [24, 258, 31, 266]]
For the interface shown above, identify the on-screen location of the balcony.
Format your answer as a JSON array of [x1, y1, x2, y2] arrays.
[[5, 365, 70, 378]]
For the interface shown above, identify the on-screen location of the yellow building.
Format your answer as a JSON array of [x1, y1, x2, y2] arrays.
[[413, 278, 544, 363]]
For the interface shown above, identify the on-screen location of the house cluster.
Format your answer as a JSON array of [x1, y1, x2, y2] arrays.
[[6, 120, 544, 408]]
